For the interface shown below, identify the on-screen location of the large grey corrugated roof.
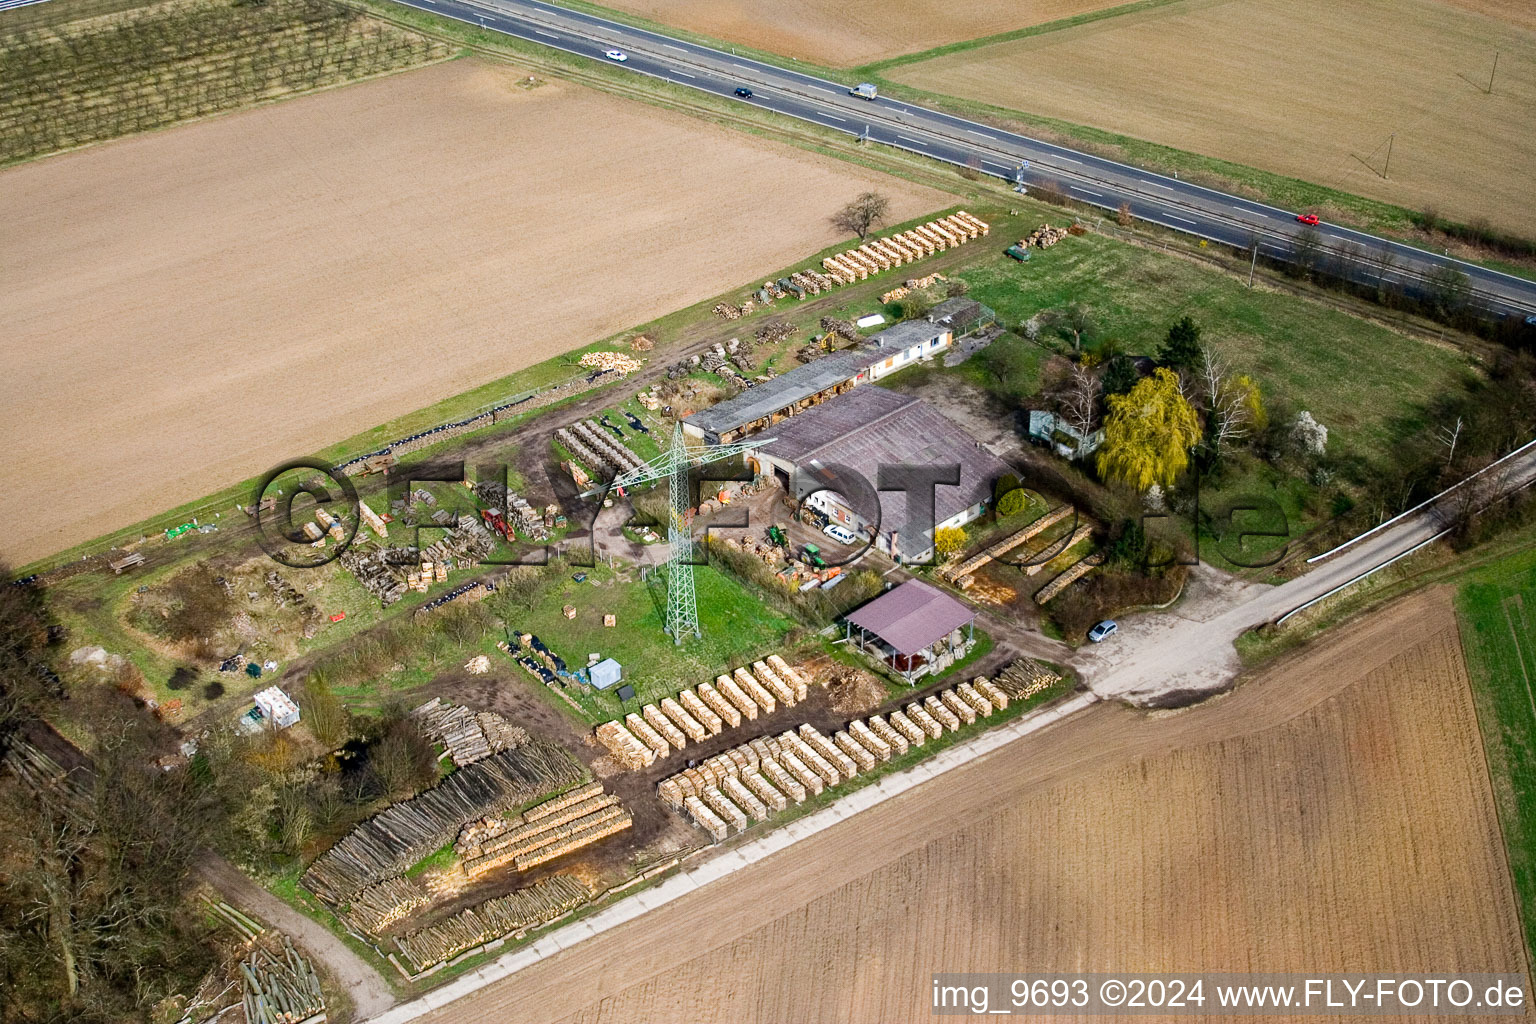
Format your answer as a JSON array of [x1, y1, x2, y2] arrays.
[[685, 350, 870, 436], [867, 319, 944, 350], [762, 387, 1012, 556], [846, 580, 975, 655]]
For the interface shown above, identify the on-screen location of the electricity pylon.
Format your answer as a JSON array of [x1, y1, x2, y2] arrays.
[[605, 424, 772, 643]]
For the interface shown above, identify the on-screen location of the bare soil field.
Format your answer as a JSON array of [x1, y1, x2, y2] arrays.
[[891, 0, 1536, 235], [419, 589, 1528, 1022], [0, 59, 943, 566], [590, 0, 1126, 67]]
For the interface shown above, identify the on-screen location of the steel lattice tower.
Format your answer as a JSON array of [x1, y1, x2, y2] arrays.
[[607, 424, 772, 643]]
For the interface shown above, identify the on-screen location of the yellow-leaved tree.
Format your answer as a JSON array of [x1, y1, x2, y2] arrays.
[[1096, 368, 1202, 491], [934, 526, 967, 558]]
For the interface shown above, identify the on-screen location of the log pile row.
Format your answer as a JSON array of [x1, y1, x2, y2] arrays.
[[419, 514, 499, 569], [392, 875, 589, 974], [457, 783, 630, 877], [753, 318, 799, 344], [981, 659, 1061, 701], [820, 213, 989, 285], [659, 678, 1014, 841], [578, 351, 642, 375], [302, 743, 586, 905], [880, 272, 947, 305], [340, 876, 431, 936], [555, 419, 645, 480], [712, 300, 755, 320], [1022, 523, 1093, 578], [409, 698, 528, 767], [789, 270, 835, 296], [240, 936, 325, 1024], [594, 657, 812, 769], [941, 504, 1074, 586], [1034, 549, 1106, 604], [338, 544, 409, 606]]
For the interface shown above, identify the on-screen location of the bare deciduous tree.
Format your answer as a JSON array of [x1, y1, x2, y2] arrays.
[[831, 192, 890, 240], [1058, 361, 1102, 458]]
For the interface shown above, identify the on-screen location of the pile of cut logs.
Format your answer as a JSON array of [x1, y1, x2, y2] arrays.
[[340, 876, 431, 936], [982, 659, 1062, 701], [302, 743, 586, 905], [820, 213, 988, 285], [659, 678, 1017, 841], [578, 351, 642, 375], [409, 698, 528, 767], [392, 875, 589, 974], [456, 781, 632, 876], [1023, 223, 1069, 248], [240, 936, 326, 1024], [594, 656, 810, 769]]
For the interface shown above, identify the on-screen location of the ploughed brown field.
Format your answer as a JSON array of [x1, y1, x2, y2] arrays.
[[588, 0, 1126, 67], [0, 59, 944, 566], [891, 0, 1536, 235], [420, 590, 1527, 1022]]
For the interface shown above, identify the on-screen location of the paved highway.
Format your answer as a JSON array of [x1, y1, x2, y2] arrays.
[[390, 0, 1536, 320]]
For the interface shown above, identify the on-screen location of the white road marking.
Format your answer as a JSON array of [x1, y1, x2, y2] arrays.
[[672, 69, 695, 78], [966, 129, 988, 137], [732, 64, 753, 72], [1071, 185, 1104, 197], [896, 135, 925, 146], [1164, 214, 1197, 225], [534, 28, 557, 36], [1141, 179, 1175, 191], [663, 43, 686, 51], [823, 114, 847, 123], [1055, 156, 1081, 165]]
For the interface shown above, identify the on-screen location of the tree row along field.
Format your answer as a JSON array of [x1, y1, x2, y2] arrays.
[[0, 0, 452, 164], [417, 592, 1528, 1023]]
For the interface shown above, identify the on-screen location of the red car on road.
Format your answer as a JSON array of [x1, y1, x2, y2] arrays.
[[1296, 213, 1320, 226]]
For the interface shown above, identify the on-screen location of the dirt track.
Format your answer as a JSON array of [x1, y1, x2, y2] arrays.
[[892, 0, 1536, 235], [0, 58, 943, 567], [413, 588, 1527, 1022]]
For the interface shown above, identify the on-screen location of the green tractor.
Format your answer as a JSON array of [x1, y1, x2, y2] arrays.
[[767, 525, 789, 550], [802, 543, 827, 569]]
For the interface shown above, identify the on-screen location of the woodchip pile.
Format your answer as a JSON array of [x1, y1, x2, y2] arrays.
[[579, 351, 643, 375], [409, 698, 528, 767], [392, 875, 589, 975], [657, 674, 1011, 841], [594, 656, 812, 769], [340, 876, 431, 936], [240, 936, 326, 1024], [455, 782, 631, 877], [302, 743, 586, 905], [820, 213, 989, 285]]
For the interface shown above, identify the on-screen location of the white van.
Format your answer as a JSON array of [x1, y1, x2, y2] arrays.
[[822, 523, 857, 545]]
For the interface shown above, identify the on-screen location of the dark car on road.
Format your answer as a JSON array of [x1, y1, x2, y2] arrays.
[[734, 87, 753, 98]]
